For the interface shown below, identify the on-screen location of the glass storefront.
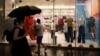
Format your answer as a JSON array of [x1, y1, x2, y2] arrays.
[[9, 0, 99, 48], [0, 0, 100, 56]]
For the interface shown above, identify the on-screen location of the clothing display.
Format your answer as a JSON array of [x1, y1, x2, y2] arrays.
[[23, 16, 36, 40]]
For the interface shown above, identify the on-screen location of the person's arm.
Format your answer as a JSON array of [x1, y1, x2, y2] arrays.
[[2, 30, 7, 40], [13, 28, 26, 40]]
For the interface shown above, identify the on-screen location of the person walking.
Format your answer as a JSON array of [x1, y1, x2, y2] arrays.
[[35, 19, 47, 55], [11, 18, 32, 56]]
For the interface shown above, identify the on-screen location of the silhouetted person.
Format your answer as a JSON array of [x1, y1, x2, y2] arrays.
[[11, 17, 32, 56]]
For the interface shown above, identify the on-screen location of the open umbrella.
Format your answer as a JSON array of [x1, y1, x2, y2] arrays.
[[8, 5, 41, 18]]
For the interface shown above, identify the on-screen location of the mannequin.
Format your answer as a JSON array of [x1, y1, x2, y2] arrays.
[[23, 16, 36, 40]]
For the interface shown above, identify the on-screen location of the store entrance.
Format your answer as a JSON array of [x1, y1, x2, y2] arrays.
[[2, 0, 100, 56], [4, 0, 100, 48]]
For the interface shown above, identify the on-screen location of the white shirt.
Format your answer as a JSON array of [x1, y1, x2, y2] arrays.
[[63, 23, 68, 32], [79, 18, 85, 26], [36, 23, 43, 36]]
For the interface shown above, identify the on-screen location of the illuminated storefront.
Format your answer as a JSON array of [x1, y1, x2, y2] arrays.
[[0, 0, 100, 56]]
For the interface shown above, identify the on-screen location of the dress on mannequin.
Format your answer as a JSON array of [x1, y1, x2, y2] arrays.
[[23, 16, 36, 40]]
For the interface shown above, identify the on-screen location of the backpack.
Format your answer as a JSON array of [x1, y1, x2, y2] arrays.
[[3, 29, 13, 43]]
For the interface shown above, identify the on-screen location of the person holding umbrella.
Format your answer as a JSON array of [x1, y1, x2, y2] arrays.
[[11, 18, 32, 56], [8, 5, 41, 56]]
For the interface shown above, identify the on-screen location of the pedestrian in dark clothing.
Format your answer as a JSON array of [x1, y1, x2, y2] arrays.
[[11, 18, 32, 56]]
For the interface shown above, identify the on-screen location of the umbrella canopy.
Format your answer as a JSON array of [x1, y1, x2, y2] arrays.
[[8, 5, 41, 18]]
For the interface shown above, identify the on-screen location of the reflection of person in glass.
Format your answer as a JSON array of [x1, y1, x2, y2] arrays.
[[78, 18, 85, 43]]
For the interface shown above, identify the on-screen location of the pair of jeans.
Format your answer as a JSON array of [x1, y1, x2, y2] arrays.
[[67, 27, 73, 42], [78, 26, 85, 43]]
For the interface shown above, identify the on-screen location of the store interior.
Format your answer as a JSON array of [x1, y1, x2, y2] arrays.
[[3, 0, 100, 48], [0, 0, 100, 56]]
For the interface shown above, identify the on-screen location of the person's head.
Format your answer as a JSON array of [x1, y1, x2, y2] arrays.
[[13, 19, 18, 26], [37, 19, 41, 24], [16, 16, 24, 26]]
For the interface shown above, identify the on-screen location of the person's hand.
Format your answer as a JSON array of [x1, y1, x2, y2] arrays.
[[23, 32, 27, 37]]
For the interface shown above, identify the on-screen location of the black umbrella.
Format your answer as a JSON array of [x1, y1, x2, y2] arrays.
[[8, 5, 41, 18]]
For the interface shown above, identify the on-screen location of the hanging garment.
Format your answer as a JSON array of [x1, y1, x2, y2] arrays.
[[58, 18, 64, 26], [23, 16, 36, 40]]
